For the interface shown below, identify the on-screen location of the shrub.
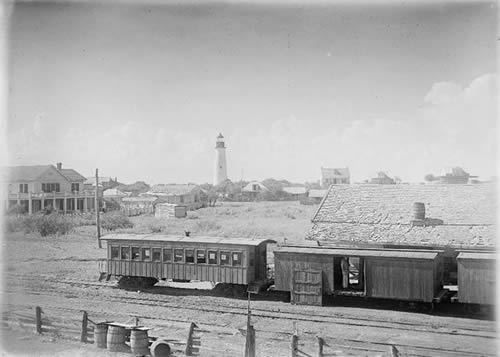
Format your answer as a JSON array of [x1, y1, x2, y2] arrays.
[[7, 204, 26, 215], [149, 222, 164, 233], [194, 220, 221, 233], [5, 213, 74, 236], [101, 211, 134, 231]]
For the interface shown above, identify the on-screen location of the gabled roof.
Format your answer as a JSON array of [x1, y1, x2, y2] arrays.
[[103, 188, 127, 197], [283, 186, 307, 195], [122, 196, 158, 202], [242, 181, 269, 192], [148, 184, 199, 196], [321, 167, 350, 178], [308, 184, 496, 248], [3, 165, 67, 182], [59, 169, 86, 182]]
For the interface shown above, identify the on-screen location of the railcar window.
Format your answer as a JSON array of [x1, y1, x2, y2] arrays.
[[132, 247, 140, 260], [142, 248, 151, 261], [185, 249, 195, 263], [163, 248, 172, 262], [232, 252, 242, 266], [220, 251, 230, 266], [152, 248, 161, 262], [121, 247, 130, 260], [208, 251, 218, 264], [174, 249, 184, 263], [196, 250, 206, 264], [111, 246, 119, 259]]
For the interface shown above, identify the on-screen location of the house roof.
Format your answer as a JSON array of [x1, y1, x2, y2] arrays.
[[122, 196, 158, 202], [242, 181, 269, 192], [283, 186, 307, 195], [101, 233, 276, 246], [308, 189, 328, 198], [321, 167, 350, 178], [59, 169, 86, 182], [308, 184, 496, 248], [148, 184, 199, 196], [3, 165, 67, 182], [84, 177, 114, 186], [103, 188, 127, 197]]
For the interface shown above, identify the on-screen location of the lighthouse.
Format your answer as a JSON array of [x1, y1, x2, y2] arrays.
[[214, 133, 228, 186]]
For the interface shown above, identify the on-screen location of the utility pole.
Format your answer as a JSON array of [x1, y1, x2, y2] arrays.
[[95, 168, 101, 248]]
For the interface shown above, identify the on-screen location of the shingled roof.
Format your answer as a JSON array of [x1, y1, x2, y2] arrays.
[[148, 184, 199, 196], [59, 169, 86, 182], [307, 184, 496, 248]]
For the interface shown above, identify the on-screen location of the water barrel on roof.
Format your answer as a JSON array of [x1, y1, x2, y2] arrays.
[[413, 202, 426, 220]]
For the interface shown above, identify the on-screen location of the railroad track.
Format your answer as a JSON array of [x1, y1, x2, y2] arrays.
[[3, 274, 497, 357]]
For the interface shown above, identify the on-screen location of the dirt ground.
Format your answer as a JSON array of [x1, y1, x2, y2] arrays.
[[1, 201, 497, 357]]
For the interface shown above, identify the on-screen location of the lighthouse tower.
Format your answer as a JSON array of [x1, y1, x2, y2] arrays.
[[214, 133, 228, 186]]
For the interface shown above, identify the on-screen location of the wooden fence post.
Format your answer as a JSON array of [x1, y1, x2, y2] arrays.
[[291, 333, 298, 357], [80, 311, 88, 343], [185, 322, 197, 356], [35, 306, 42, 334], [317, 336, 324, 357], [245, 324, 255, 357]]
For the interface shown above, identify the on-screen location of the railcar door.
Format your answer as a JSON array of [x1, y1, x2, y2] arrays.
[[291, 270, 323, 306]]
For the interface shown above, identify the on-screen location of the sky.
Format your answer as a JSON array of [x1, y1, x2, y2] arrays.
[[4, 0, 498, 184]]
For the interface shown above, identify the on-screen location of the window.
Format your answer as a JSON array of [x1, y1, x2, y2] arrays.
[[185, 249, 195, 263], [121, 247, 130, 260], [42, 183, 60, 193], [142, 248, 151, 261], [19, 184, 28, 193], [174, 249, 184, 262], [152, 248, 161, 262], [163, 248, 172, 262], [220, 251, 230, 266], [71, 183, 80, 192], [132, 247, 140, 260], [232, 252, 242, 266], [111, 246, 119, 259], [196, 250, 206, 264], [208, 251, 218, 265]]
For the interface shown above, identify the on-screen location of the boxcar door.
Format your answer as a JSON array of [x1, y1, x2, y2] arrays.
[[291, 270, 323, 306]]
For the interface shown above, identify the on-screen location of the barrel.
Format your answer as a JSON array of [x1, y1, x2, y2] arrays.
[[130, 329, 150, 356], [413, 202, 425, 220], [107, 325, 128, 352], [150, 339, 171, 357], [94, 323, 108, 349]]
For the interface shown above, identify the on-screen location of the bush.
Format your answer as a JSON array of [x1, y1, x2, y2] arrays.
[[5, 213, 74, 236], [149, 222, 164, 233], [194, 220, 221, 233], [7, 204, 26, 215], [101, 211, 134, 231]]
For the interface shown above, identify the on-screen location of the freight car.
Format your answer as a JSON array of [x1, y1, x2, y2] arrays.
[[99, 233, 275, 290], [273, 244, 495, 307]]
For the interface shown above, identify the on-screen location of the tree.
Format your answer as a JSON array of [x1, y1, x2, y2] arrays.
[[424, 174, 438, 182]]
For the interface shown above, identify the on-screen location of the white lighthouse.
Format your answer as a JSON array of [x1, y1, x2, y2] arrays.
[[214, 133, 228, 186]]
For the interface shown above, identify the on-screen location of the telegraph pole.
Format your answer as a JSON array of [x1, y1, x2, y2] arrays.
[[95, 168, 101, 248]]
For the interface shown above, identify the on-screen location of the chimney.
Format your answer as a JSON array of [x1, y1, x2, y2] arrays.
[[56, 162, 62, 170]]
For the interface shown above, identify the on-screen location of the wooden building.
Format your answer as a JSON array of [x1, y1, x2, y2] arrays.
[[155, 203, 187, 219], [275, 246, 441, 304], [120, 196, 158, 216], [3, 163, 95, 214], [320, 167, 350, 188], [283, 186, 307, 201], [102, 234, 275, 285], [145, 184, 207, 210], [457, 252, 495, 305], [287, 183, 496, 305]]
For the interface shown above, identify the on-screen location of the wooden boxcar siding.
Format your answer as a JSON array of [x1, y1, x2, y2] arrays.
[[274, 253, 334, 293], [457, 259, 495, 305], [364, 258, 438, 302], [108, 242, 252, 284]]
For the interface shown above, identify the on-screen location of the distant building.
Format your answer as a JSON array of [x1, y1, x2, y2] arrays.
[[103, 188, 128, 199], [242, 181, 269, 200], [120, 196, 158, 216], [306, 189, 328, 204], [214, 133, 228, 186], [84, 176, 119, 190], [321, 167, 350, 188], [2, 162, 93, 214], [283, 186, 307, 201], [370, 172, 395, 185], [145, 184, 207, 210], [439, 167, 477, 184]]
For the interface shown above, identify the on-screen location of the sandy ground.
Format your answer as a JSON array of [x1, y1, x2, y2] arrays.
[[1, 202, 498, 357]]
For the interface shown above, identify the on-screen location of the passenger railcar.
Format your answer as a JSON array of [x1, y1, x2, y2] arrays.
[[101, 233, 275, 287]]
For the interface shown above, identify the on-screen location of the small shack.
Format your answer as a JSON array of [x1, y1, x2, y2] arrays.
[[457, 251, 495, 305], [155, 203, 187, 219]]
